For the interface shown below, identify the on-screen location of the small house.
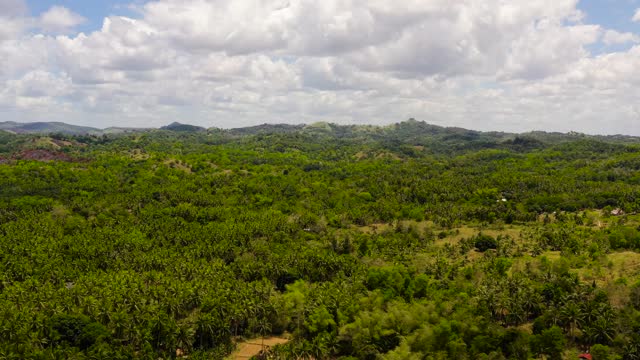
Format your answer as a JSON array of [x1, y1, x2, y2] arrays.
[[611, 208, 625, 216]]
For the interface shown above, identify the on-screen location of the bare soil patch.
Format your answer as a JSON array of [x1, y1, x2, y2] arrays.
[[15, 149, 76, 162], [228, 336, 289, 360]]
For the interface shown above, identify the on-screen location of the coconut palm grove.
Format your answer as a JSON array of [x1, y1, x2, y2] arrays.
[[2, 120, 640, 359]]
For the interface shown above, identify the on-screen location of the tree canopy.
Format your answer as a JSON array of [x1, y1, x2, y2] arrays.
[[1, 121, 640, 358]]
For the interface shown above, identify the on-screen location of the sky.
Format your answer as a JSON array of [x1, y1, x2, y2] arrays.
[[1, 0, 640, 134]]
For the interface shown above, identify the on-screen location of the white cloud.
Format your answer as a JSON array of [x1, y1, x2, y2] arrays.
[[633, 8, 640, 22], [0, 0, 30, 41], [0, 35, 53, 78], [0, 0, 639, 135], [602, 29, 639, 45], [38, 6, 86, 34], [53, 16, 170, 84], [138, 0, 594, 79], [0, 0, 28, 16], [7, 70, 72, 98], [0, 18, 28, 42], [501, 22, 600, 79]]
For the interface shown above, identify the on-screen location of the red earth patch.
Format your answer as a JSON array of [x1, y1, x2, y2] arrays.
[[0, 149, 80, 163]]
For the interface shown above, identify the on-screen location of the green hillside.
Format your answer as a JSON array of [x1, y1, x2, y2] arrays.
[[1, 121, 640, 359], [0, 121, 102, 135]]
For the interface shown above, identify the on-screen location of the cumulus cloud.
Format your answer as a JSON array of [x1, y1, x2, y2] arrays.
[[602, 30, 639, 45], [633, 8, 640, 22], [0, 0, 30, 41], [38, 6, 86, 34], [0, 0, 28, 16], [137, 0, 594, 79], [0, 19, 27, 42], [0, 0, 639, 134], [7, 70, 72, 98]]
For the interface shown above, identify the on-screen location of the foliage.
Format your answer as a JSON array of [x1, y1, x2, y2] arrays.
[[1, 122, 640, 358]]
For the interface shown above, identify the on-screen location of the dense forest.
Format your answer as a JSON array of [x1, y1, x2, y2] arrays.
[[2, 120, 640, 359]]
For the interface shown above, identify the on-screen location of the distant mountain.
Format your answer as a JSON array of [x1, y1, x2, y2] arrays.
[[0, 122, 155, 135], [102, 127, 152, 134], [0, 121, 101, 135], [160, 122, 206, 132], [226, 123, 305, 136], [2, 120, 640, 147]]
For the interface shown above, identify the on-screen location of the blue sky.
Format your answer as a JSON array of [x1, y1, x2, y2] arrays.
[[24, 0, 640, 51], [26, 0, 139, 33], [579, 0, 640, 31], [25, 1, 640, 31], [2, 0, 639, 134], [578, 0, 640, 52]]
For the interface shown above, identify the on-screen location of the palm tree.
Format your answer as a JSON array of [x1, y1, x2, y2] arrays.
[[583, 317, 615, 345], [521, 289, 542, 320], [560, 301, 584, 342], [175, 324, 195, 355], [622, 340, 640, 360], [256, 319, 272, 352], [295, 340, 316, 360]]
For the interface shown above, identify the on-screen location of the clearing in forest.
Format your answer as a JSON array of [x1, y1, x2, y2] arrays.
[[227, 336, 289, 360]]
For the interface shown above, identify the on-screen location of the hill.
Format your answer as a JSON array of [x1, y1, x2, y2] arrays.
[[0, 122, 152, 136], [226, 123, 305, 136], [160, 122, 206, 132], [2, 121, 640, 358], [3, 120, 640, 149], [0, 121, 101, 135]]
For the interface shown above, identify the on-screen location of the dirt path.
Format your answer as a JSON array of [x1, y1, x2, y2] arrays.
[[228, 336, 289, 359]]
